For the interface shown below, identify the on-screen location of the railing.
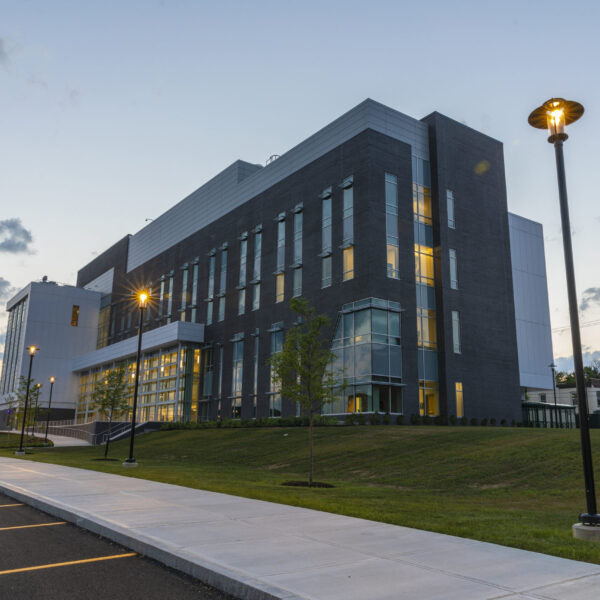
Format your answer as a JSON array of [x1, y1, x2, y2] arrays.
[[33, 424, 101, 445]]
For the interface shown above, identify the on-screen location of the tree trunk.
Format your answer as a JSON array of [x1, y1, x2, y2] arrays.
[[309, 412, 313, 487], [104, 408, 113, 459]]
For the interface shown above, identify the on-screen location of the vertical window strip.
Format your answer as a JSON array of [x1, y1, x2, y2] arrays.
[[231, 338, 243, 418], [452, 311, 461, 354], [270, 327, 283, 417], [449, 248, 458, 289], [239, 239, 247, 315], [253, 334, 259, 419], [207, 254, 215, 325], [294, 211, 302, 263], [342, 177, 354, 244], [166, 273, 174, 322], [218, 249, 227, 322], [190, 263, 198, 322], [277, 220, 285, 271], [275, 273, 284, 303], [456, 382, 464, 418], [322, 195, 332, 252], [447, 190, 455, 229], [343, 246, 354, 281], [385, 173, 400, 279], [159, 279, 165, 318], [253, 230, 262, 311], [293, 267, 302, 297], [322, 255, 332, 288]]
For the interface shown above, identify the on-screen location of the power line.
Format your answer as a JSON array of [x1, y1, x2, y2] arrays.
[[552, 319, 600, 333]]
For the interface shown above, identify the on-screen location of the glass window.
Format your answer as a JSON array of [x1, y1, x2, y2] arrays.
[[343, 177, 353, 244], [343, 246, 354, 281], [238, 288, 246, 316], [385, 173, 400, 279], [294, 211, 302, 263], [452, 311, 461, 354], [293, 267, 302, 297], [252, 283, 260, 311], [231, 338, 243, 419], [181, 267, 188, 311], [322, 194, 332, 252], [190, 263, 199, 322], [455, 382, 463, 417], [277, 220, 285, 271], [354, 310, 369, 340], [447, 190, 455, 229], [71, 305, 79, 327], [253, 231, 262, 280], [275, 273, 284, 303], [449, 248, 458, 290], [159, 279, 165, 318], [322, 256, 332, 288], [420, 380, 439, 416], [372, 309, 388, 335], [219, 249, 227, 295], [239, 238, 247, 287], [415, 245, 434, 286], [166, 274, 174, 320]]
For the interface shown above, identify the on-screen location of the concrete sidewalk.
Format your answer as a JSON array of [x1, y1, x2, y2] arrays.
[[0, 458, 598, 600]]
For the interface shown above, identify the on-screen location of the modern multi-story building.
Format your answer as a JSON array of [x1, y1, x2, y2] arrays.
[[0, 99, 555, 426]]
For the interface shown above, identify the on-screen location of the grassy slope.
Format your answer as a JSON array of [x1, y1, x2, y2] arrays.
[[2, 426, 600, 564]]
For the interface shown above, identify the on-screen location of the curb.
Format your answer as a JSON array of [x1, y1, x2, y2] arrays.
[[0, 481, 304, 600]]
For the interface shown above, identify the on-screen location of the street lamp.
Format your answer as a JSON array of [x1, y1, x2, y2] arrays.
[[123, 291, 149, 468], [44, 376, 56, 444], [529, 98, 600, 528], [15, 345, 38, 456], [549, 363, 559, 429], [30, 383, 41, 437]]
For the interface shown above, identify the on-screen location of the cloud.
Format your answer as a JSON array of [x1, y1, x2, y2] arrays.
[[580, 287, 600, 312], [0, 277, 16, 300], [555, 350, 600, 373], [0, 218, 33, 253]]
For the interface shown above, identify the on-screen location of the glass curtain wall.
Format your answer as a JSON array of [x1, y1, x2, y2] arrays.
[[413, 157, 439, 417], [327, 298, 403, 415]]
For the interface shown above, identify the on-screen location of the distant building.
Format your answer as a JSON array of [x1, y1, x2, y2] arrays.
[[0, 100, 555, 426]]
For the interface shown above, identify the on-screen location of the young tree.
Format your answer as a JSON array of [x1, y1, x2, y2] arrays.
[[91, 366, 129, 459], [13, 376, 40, 437], [270, 297, 343, 486]]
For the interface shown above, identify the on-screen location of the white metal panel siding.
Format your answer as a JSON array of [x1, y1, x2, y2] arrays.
[[127, 99, 430, 272], [509, 213, 554, 389], [83, 267, 115, 294]]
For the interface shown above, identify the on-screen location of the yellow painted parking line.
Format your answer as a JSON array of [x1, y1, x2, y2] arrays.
[[0, 504, 24, 508], [0, 552, 137, 575], [0, 521, 66, 531]]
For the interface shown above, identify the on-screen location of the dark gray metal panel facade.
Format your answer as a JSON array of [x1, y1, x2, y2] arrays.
[[422, 112, 521, 421], [75, 121, 522, 422]]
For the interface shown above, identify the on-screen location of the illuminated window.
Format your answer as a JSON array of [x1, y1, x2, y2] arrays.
[[449, 248, 458, 289], [415, 244, 434, 285], [71, 305, 80, 327], [447, 190, 455, 228], [419, 380, 439, 417], [417, 308, 437, 349], [452, 311, 461, 354], [275, 273, 284, 303], [455, 382, 463, 418], [343, 246, 354, 281]]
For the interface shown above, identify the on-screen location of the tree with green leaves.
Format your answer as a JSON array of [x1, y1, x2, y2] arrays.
[[91, 366, 129, 459], [269, 297, 343, 486], [13, 376, 40, 436]]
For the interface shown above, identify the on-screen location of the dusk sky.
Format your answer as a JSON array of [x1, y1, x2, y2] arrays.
[[1, 0, 599, 372]]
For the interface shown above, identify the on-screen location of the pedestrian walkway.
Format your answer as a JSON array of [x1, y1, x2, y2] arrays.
[[0, 457, 598, 600], [8, 430, 91, 447]]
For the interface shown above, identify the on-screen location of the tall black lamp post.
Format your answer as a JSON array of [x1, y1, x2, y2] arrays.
[[529, 98, 599, 528], [15, 345, 38, 456], [123, 291, 148, 468], [30, 383, 41, 437], [44, 376, 55, 444]]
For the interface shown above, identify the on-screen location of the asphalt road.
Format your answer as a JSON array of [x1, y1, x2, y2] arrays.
[[0, 492, 238, 600]]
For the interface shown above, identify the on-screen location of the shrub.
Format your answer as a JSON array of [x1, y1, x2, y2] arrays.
[[449, 414, 457, 426], [370, 412, 381, 425], [423, 415, 433, 426], [382, 412, 391, 425], [345, 414, 356, 426], [500, 419, 507, 427], [396, 415, 404, 425], [410, 413, 420, 425], [470, 417, 478, 426], [460, 416, 468, 426], [490, 418, 497, 426], [511, 419, 517, 427], [480, 418, 488, 427], [355, 413, 366, 425]]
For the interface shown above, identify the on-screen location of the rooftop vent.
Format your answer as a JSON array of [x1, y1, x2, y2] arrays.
[[266, 154, 280, 165]]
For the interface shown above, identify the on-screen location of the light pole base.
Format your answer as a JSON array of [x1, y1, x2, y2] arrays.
[[573, 523, 600, 542], [14, 451, 25, 456], [122, 460, 138, 468]]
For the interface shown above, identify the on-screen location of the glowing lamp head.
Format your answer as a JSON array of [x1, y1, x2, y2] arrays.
[[139, 291, 149, 308], [28, 345, 38, 356], [528, 98, 584, 143], [36, 383, 41, 388], [49, 376, 55, 384]]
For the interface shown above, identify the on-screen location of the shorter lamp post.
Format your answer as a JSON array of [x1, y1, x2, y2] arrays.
[[30, 383, 41, 437], [123, 291, 148, 468], [549, 363, 559, 428], [529, 98, 599, 528], [44, 376, 55, 444], [16, 345, 38, 456]]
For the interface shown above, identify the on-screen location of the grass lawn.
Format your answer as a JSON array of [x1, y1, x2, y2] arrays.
[[2, 425, 600, 564]]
